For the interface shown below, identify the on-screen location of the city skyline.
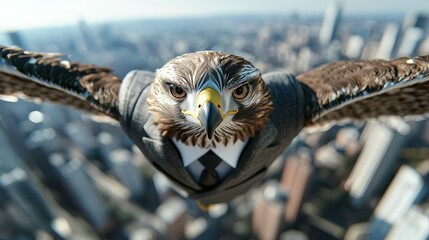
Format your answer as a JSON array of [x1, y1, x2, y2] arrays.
[[0, 5, 428, 239], [0, 0, 427, 31]]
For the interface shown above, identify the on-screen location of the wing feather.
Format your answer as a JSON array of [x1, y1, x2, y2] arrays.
[[0, 68, 110, 116], [297, 55, 429, 126], [0, 45, 122, 120]]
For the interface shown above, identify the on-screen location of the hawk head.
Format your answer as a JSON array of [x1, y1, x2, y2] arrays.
[[147, 51, 273, 147]]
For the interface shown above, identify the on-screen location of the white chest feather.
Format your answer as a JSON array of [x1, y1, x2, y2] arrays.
[[172, 138, 249, 168]]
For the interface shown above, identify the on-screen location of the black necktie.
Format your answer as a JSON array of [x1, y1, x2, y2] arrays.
[[198, 150, 222, 188]]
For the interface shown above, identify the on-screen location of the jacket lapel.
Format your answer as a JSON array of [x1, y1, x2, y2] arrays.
[[214, 119, 279, 190], [142, 112, 280, 195], [142, 116, 202, 192]]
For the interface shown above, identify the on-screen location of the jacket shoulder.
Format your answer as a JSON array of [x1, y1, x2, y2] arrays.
[[118, 70, 155, 138], [262, 71, 305, 141]]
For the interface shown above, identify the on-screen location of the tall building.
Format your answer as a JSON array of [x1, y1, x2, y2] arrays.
[[368, 166, 424, 239], [156, 196, 187, 240], [107, 148, 144, 200], [78, 20, 102, 51], [385, 206, 429, 240], [0, 33, 13, 47], [319, 2, 343, 46], [376, 24, 401, 59], [345, 118, 410, 208], [396, 27, 425, 56], [63, 121, 99, 160], [395, 13, 429, 56], [280, 148, 313, 223], [344, 35, 364, 59], [252, 181, 288, 240], [48, 153, 111, 232], [0, 120, 27, 171], [402, 13, 429, 32], [7, 31, 26, 48], [0, 168, 56, 233]]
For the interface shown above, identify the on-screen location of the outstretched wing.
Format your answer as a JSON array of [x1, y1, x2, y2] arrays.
[[297, 55, 429, 127], [0, 45, 122, 120]]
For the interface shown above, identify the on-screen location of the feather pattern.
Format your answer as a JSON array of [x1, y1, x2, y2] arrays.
[[297, 55, 429, 126], [0, 45, 122, 119], [149, 51, 273, 147]]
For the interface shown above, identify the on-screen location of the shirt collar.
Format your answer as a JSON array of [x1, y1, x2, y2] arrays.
[[172, 138, 249, 168]]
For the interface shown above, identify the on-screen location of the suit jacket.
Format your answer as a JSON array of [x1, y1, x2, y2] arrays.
[[118, 70, 306, 204]]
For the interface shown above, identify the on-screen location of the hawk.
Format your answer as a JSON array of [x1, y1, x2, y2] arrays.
[[1, 45, 429, 205]]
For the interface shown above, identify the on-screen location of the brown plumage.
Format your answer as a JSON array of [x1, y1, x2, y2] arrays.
[[0, 69, 108, 116], [297, 55, 429, 126], [3, 45, 429, 204], [2, 44, 429, 143], [147, 51, 273, 147], [0, 45, 122, 119]]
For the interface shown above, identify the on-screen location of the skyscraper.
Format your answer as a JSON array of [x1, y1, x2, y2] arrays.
[[385, 206, 429, 240], [7, 31, 26, 48], [48, 153, 111, 232], [281, 148, 313, 223], [252, 181, 288, 240], [376, 24, 401, 59], [0, 168, 56, 232], [368, 166, 424, 239], [319, 2, 343, 46], [345, 118, 410, 207]]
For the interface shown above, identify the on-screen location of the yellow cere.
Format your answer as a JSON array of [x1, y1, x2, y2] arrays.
[[181, 87, 239, 120], [197, 87, 222, 110]]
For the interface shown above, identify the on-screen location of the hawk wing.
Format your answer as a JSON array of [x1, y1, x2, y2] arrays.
[[297, 55, 429, 127], [0, 45, 122, 120]]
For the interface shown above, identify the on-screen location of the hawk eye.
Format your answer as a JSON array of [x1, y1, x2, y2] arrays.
[[232, 83, 250, 99], [169, 84, 186, 99]]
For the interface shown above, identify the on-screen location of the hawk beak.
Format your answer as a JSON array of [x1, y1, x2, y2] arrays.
[[198, 102, 222, 139], [196, 88, 223, 139]]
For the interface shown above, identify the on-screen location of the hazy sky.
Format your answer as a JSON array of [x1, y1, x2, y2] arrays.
[[1, 0, 427, 31]]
